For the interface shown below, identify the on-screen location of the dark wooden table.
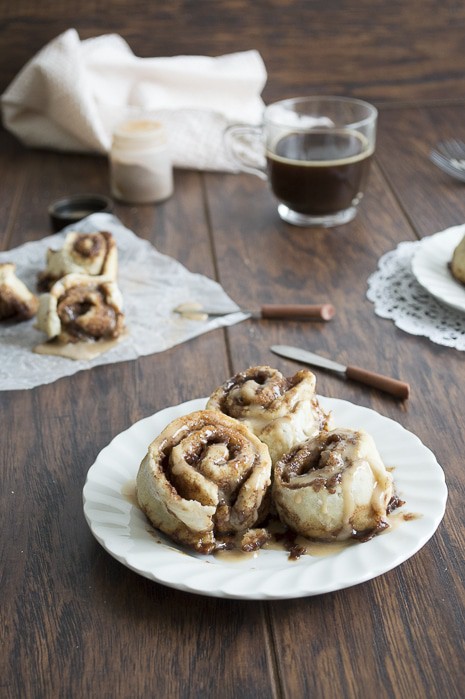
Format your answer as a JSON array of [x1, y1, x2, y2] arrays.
[[2, 3, 465, 698]]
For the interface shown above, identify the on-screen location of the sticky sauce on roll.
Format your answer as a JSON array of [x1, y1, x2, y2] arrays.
[[35, 272, 125, 356], [273, 427, 394, 541], [207, 365, 330, 463]]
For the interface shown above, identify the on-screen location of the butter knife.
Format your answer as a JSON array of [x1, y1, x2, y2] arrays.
[[271, 345, 410, 399]]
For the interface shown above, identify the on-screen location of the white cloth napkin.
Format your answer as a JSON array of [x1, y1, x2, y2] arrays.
[[1, 29, 267, 171]]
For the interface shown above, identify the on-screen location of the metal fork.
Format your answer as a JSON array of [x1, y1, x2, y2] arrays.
[[430, 140, 465, 182]]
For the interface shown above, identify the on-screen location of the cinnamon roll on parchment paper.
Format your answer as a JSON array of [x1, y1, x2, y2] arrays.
[[136, 410, 272, 554], [207, 365, 330, 463], [38, 230, 117, 291], [0, 262, 38, 321], [36, 273, 125, 345], [273, 427, 394, 541]]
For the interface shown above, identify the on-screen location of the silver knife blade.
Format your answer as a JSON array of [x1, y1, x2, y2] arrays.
[[271, 345, 346, 373], [198, 307, 255, 317], [270, 344, 411, 400]]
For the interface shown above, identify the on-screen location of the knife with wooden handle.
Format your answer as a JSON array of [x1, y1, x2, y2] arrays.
[[271, 345, 410, 400], [258, 304, 335, 320], [175, 303, 335, 321]]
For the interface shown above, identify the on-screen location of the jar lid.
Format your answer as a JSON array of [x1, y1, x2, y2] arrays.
[[48, 194, 113, 233], [112, 119, 167, 149]]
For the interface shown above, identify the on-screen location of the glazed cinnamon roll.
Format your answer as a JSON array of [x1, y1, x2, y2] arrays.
[[273, 428, 394, 541], [0, 262, 38, 321], [136, 410, 272, 554], [36, 273, 124, 344], [451, 234, 465, 284], [207, 365, 329, 463], [38, 231, 117, 291]]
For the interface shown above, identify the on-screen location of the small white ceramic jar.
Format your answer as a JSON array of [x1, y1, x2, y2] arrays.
[[109, 119, 174, 204]]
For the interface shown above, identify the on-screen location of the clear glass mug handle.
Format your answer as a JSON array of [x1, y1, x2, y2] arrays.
[[223, 124, 268, 180]]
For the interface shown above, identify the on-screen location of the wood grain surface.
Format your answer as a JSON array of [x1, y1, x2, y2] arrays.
[[1, 3, 465, 699], [3, 0, 465, 104]]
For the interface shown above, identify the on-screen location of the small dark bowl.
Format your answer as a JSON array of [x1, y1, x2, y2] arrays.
[[49, 194, 114, 232]]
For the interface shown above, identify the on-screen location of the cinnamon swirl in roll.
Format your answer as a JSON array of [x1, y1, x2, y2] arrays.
[[38, 231, 117, 291], [207, 365, 329, 463], [0, 262, 38, 321], [136, 410, 272, 554], [273, 428, 394, 541], [35, 273, 124, 345]]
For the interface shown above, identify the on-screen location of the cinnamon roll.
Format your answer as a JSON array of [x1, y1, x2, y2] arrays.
[[450, 233, 465, 284], [207, 365, 329, 463], [0, 262, 38, 321], [36, 273, 124, 344], [273, 428, 394, 541], [136, 410, 272, 554], [38, 231, 117, 291]]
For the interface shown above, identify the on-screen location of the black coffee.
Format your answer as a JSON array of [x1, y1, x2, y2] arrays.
[[266, 129, 373, 216]]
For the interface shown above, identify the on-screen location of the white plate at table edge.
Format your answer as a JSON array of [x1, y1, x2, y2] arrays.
[[412, 224, 465, 313], [83, 397, 447, 600]]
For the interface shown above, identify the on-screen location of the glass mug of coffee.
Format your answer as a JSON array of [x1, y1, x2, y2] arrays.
[[224, 96, 377, 227]]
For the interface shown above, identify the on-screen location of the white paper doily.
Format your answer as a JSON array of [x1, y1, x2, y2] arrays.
[[0, 213, 247, 390], [367, 239, 465, 350]]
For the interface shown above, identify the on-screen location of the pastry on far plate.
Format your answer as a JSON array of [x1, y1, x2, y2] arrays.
[[207, 365, 330, 463], [0, 262, 38, 321], [273, 427, 394, 541], [450, 233, 465, 284], [35, 273, 125, 347], [38, 230, 117, 291], [136, 409, 272, 554]]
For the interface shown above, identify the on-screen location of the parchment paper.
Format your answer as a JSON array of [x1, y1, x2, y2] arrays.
[[0, 213, 246, 390]]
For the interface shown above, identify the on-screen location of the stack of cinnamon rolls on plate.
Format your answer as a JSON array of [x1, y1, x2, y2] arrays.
[[136, 365, 398, 555]]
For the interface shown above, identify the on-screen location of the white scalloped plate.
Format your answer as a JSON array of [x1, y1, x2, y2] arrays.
[[412, 224, 465, 312], [83, 397, 447, 600]]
